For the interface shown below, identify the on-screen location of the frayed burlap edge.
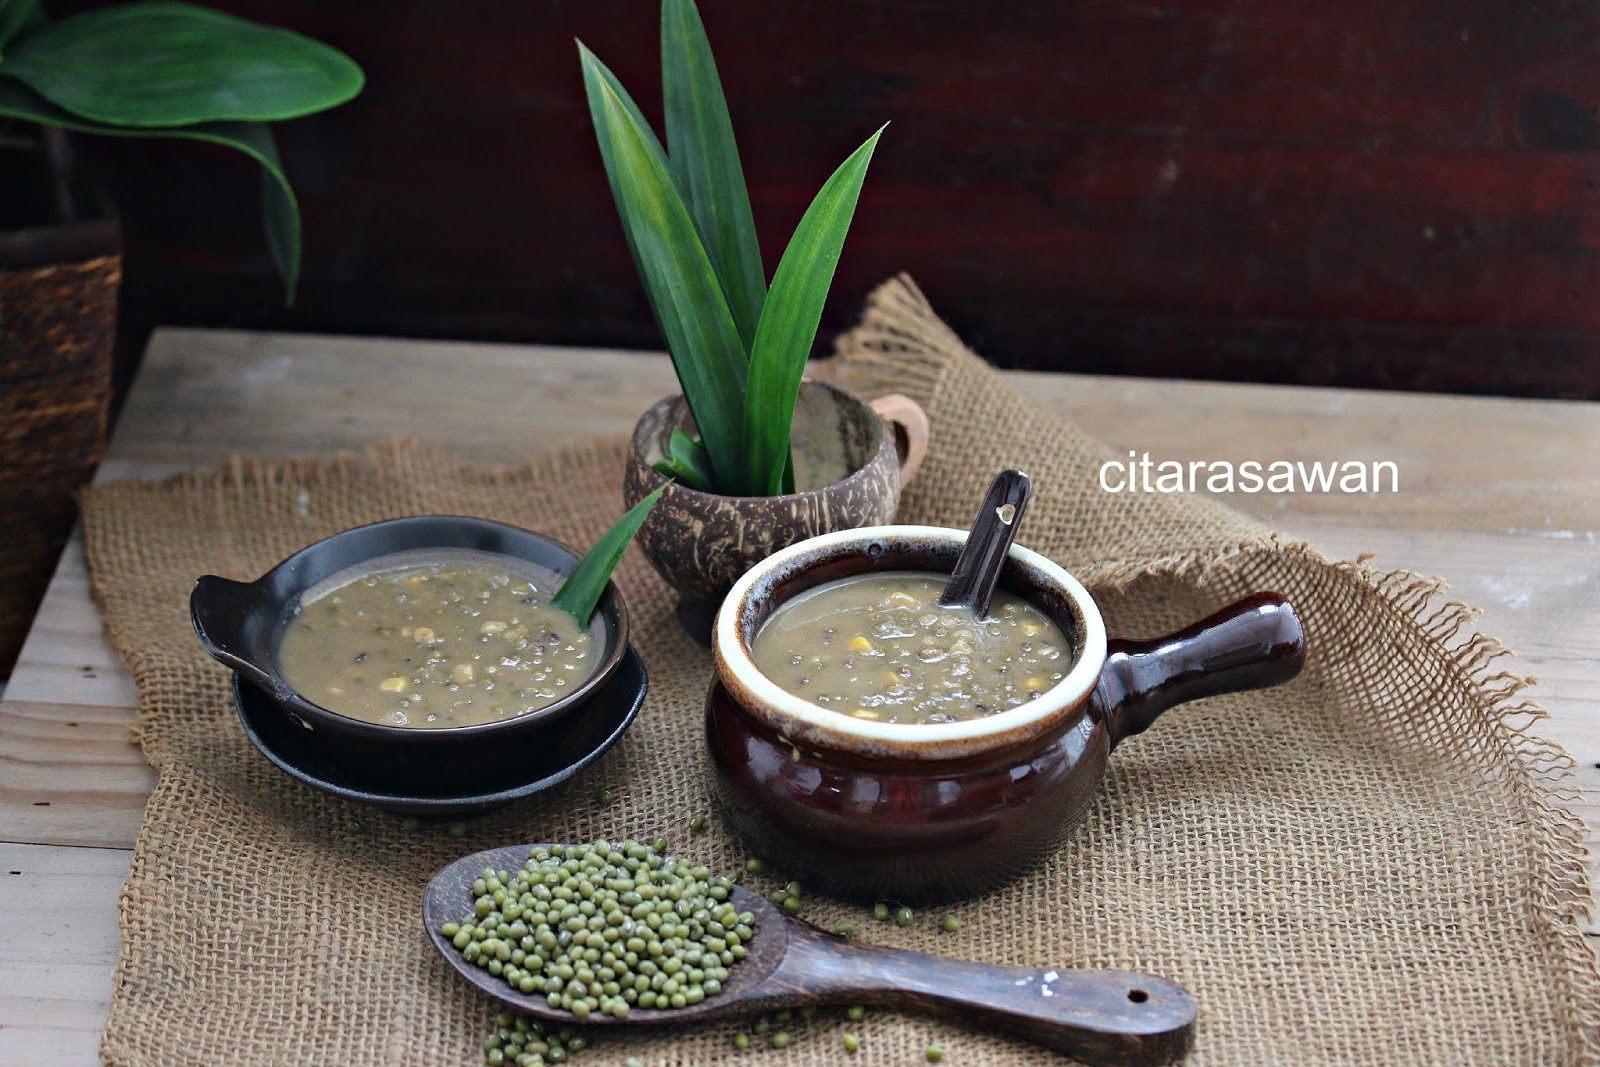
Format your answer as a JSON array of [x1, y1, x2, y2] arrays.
[[836, 272, 1600, 1062]]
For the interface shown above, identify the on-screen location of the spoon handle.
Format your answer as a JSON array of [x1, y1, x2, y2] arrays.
[[771, 924, 1196, 1066], [939, 469, 1033, 618]]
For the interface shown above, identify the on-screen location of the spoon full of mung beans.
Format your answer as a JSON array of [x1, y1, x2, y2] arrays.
[[425, 843, 1196, 1066], [939, 469, 1033, 619]]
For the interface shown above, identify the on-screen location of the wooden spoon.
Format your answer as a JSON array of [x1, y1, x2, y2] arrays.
[[425, 845, 1197, 1066], [939, 468, 1033, 619]]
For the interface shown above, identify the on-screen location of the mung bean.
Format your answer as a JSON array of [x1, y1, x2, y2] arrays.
[[445, 839, 752, 1018]]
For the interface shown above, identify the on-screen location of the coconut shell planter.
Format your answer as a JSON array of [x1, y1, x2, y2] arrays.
[[623, 379, 928, 638]]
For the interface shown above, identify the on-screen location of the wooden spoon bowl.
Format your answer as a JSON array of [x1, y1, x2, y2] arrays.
[[425, 844, 1198, 1065]]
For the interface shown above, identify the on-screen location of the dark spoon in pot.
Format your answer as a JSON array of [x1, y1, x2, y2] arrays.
[[425, 844, 1197, 1066], [940, 469, 1033, 619]]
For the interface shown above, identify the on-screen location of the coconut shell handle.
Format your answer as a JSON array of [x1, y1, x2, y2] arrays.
[[869, 393, 929, 487], [1098, 592, 1306, 749]]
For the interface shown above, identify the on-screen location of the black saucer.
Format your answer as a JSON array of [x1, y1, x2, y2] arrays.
[[231, 647, 647, 816]]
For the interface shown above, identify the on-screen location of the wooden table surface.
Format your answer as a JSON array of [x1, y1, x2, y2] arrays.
[[2, 328, 1596, 1065]]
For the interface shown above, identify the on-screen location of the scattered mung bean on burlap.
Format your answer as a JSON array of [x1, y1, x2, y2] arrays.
[[83, 275, 1599, 1065]]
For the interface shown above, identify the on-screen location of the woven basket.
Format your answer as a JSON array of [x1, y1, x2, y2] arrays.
[[0, 249, 120, 672]]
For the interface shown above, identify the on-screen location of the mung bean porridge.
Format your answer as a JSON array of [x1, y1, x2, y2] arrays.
[[750, 571, 1071, 724], [277, 549, 597, 728]]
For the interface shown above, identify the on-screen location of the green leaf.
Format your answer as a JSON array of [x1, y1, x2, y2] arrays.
[[590, 75, 752, 493], [650, 428, 717, 492], [742, 126, 883, 495], [0, 0, 43, 58], [551, 482, 669, 626], [651, 455, 706, 492], [2, 1, 362, 127], [0, 76, 302, 303], [577, 42, 675, 292], [661, 0, 765, 351]]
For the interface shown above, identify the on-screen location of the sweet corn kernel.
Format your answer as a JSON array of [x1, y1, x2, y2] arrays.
[[886, 592, 919, 609], [847, 635, 874, 653], [379, 676, 407, 692], [1026, 677, 1046, 690], [479, 621, 507, 635], [452, 663, 475, 684], [413, 626, 436, 644], [851, 708, 880, 720]]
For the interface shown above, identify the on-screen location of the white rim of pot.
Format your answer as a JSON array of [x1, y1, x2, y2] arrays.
[[714, 525, 1109, 754]]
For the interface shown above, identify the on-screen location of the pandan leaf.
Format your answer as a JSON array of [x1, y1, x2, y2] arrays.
[[0, 76, 303, 303], [591, 76, 752, 493], [650, 428, 717, 492], [742, 126, 884, 495], [0, 1, 362, 127], [661, 0, 765, 351], [651, 455, 705, 491], [0, 0, 43, 58], [577, 42, 675, 292], [551, 483, 669, 626]]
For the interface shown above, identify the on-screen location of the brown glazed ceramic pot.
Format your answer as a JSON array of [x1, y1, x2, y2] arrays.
[[708, 526, 1306, 904], [623, 380, 928, 633]]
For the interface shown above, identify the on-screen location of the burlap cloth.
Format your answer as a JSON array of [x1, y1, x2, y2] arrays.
[[81, 276, 1600, 1066]]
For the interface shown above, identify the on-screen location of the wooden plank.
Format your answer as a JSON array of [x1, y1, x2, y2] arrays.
[[0, 843, 129, 1067], [5, 540, 141, 710], [102, 330, 682, 473], [0, 693, 154, 849]]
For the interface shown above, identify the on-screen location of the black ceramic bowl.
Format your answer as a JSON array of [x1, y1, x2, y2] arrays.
[[191, 515, 632, 790], [231, 649, 647, 816]]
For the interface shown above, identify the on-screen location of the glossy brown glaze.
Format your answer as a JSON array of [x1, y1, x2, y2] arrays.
[[621, 382, 927, 616], [1096, 592, 1307, 748], [709, 526, 1307, 903], [708, 679, 1108, 904], [426, 844, 1196, 1065]]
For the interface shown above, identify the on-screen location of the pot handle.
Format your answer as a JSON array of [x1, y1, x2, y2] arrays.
[[1097, 592, 1306, 750], [868, 393, 930, 487], [190, 575, 279, 692]]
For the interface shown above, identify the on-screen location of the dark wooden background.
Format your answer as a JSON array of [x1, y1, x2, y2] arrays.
[[61, 0, 1600, 399]]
